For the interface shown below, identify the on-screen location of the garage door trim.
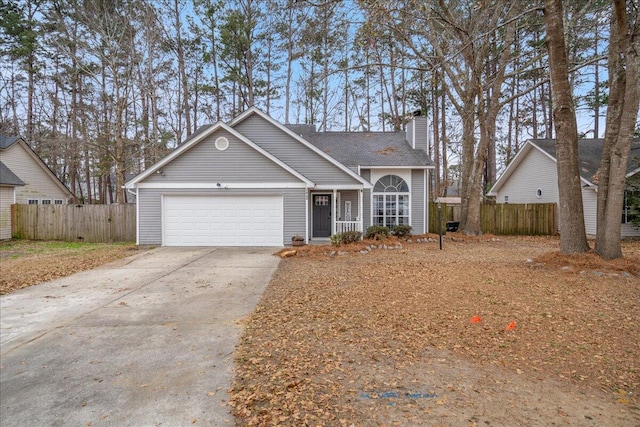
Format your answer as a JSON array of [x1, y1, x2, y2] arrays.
[[162, 194, 284, 247]]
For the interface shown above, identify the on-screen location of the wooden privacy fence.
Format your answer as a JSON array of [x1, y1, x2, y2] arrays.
[[428, 202, 557, 235], [481, 203, 557, 235], [428, 202, 455, 234], [11, 204, 136, 243]]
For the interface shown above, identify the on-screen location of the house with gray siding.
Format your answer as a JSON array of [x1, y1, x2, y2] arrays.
[[487, 139, 640, 238], [125, 107, 434, 246]]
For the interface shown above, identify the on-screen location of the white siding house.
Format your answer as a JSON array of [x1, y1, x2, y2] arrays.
[[0, 162, 24, 239], [488, 139, 640, 238], [0, 136, 72, 205]]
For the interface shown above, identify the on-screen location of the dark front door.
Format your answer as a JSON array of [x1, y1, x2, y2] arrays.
[[312, 194, 331, 237]]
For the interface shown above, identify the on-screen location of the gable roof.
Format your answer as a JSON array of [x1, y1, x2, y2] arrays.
[[125, 121, 314, 188], [0, 161, 25, 186], [230, 107, 373, 187], [290, 127, 432, 168], [0, 135, 73, 197], [488, 138, 640, 196], [0, 135, 21, 149], [533, 138, 640, 182]]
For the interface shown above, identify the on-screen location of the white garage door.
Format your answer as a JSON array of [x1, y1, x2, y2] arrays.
[[163, 195, 283, 246]]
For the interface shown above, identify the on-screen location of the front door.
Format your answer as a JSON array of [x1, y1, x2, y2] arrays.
[[312, 194, 331, 237]]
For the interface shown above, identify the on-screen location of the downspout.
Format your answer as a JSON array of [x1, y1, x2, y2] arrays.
[[359, 188, 364, 239]]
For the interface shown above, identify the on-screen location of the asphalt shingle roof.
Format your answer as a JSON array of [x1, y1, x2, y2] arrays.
[[0, 135, 21, 149], [0, 161, 24, 186], [285, 125, 432, 167], [532, 138, 640, 183]]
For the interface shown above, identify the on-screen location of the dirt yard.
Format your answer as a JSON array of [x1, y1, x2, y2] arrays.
[[0, 240, 142, 295], [230, 235, 640, 426]]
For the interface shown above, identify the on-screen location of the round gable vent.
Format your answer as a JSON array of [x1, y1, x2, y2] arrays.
[[215, 136, 229, 151]]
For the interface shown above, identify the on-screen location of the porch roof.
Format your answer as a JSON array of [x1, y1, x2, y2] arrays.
[[286, 125, 432, 168]]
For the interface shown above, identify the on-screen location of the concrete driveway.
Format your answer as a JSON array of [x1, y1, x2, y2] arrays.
[[0, 247, 280, 427]]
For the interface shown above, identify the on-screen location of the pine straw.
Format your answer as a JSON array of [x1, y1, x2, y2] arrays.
[[233, 235, 639, 426]]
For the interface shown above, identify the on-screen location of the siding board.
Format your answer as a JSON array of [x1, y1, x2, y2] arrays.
[[144, 129, 300, 184], [234, 115, 361, 186], [0, 187, 14, 239], [361, 169, 371, 229], [1, 143, 70, 203], [411, 169, 425, 234], [496, 149, 559, 204]]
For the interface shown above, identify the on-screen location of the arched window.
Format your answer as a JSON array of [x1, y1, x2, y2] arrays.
[[373, 175, 410, 227]]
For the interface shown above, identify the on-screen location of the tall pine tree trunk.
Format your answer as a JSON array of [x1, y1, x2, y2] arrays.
[[595, 0, 640, 259], [543, 0, 589, 254]]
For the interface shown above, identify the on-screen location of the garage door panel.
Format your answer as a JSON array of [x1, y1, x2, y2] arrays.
[[163, 195, 283, 247]]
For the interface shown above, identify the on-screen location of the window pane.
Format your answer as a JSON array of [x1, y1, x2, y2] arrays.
[[374, 195, 384, 216], [385, 195, 396, 215], [399, 195, 409, 215], [374, 175, 409, 193]]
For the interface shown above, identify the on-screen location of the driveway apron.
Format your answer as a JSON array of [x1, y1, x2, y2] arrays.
[[0, 247, 279, 427]]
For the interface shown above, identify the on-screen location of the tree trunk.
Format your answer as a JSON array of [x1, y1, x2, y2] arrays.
[[595, 0, 640, 259], [432, 71, 441, 198], [544, 0, 590, 254], [173, 0, 191, 136]]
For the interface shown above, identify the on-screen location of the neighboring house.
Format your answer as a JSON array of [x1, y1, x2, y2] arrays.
[[0, 135, 73, 205], [0, 161, 25, 239], [487, 139, 640, 237], [125, 107, 434, 246]]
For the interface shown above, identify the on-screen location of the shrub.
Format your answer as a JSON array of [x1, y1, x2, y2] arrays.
[[330, 233, 343, 246], [342, 230, 362, 243], [391, 224, 412, 237], [365, 225, 390, 240], [330, 231, 363, 246]]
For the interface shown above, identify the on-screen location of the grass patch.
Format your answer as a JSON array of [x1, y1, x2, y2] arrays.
[[0, 239, 141, 295]]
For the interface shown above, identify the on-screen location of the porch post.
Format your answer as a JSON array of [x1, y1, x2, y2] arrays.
[[332, 189, 337, 235], [359, 188, 364, 238], [305, 190, 309, 243]]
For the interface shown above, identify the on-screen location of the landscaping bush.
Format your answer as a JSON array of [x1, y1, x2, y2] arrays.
[[365, 225, 389, 240], [330, 231, 363, 246], [391, 224, 412, 237]]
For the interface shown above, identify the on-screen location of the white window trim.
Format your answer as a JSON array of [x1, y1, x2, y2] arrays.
[[28, 199, 39, 205], [137, 182, 307, 189], [54, 199, 64, 205], [41, 199, 52, 205], [215, 136, 229, 151], [622, 190, 638, 224], [372, 192, 411, 228], [369, 171, 412, 228]]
